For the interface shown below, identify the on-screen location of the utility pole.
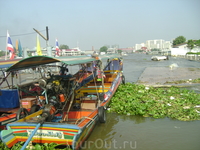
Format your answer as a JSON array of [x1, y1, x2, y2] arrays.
[[33, 26, 52, 56]]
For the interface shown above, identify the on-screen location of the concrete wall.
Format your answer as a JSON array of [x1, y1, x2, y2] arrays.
[[171, 48, 189, 56]]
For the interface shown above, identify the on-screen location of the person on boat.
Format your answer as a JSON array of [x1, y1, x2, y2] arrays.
[[60, 66, 69, 75]]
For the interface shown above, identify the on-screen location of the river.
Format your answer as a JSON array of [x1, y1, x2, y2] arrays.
[[82, 54, 200, 150]]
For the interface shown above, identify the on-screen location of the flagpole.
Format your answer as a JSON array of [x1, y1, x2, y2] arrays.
[[5, 30, 8, 60]]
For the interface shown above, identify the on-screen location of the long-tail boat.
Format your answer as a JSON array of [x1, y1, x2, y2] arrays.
[[0, 54, 125, 150], [0, 59, 23, 130]]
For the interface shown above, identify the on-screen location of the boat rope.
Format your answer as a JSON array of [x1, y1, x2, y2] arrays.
[[75, 116, 94, 125], [74, 64, 88, 85], [62, 89, 75, 121]]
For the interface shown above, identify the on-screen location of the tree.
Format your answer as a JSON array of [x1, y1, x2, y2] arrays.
[[195, 39, 200, 47], [100, 46, 108, 52], [0, 51, 5, 57], [59, 44, 69, 49], [151, 48, 160, 51], [173, 36, 186, 46], [117, 50, 122, 53], [187, 39, 195, 50], [187, 39, 200, 51]]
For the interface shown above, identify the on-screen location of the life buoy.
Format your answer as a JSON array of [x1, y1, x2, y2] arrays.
[[98, 106, 106, 123], [16, 108, 29, 120]]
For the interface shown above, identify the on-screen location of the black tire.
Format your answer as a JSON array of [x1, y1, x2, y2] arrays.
[[122, 75, 125, 84], [29, 104, 40, 114], [99, 93, 104, 101], [98, 106, 106, 123], [16, 108, 29, 120]]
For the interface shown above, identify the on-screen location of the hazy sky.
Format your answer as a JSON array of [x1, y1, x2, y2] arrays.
[[0, 0, 200, 51]]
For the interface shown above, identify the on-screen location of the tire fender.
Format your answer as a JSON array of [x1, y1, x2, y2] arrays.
[[122, 75, 125, 84], [16, 108, 29, 120], [29, 104, 40, 114], [98, 106, 106, 123]]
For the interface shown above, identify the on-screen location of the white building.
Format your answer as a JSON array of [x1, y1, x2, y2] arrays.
[[107, 47, 117, 54], [171, 43, 200, 56], [135, 39, 172, 51], [135, 43, 145, 50], [64, 47, 82, 56], [145, 39, 171, 50]]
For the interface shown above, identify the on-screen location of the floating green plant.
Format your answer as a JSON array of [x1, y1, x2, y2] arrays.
[[108, 83, 200, 121], [0, 141, 71, 150]]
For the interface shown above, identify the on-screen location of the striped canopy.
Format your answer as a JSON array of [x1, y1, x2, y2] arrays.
[[0, 59, 22, 69], [6, 54, 121, 72]]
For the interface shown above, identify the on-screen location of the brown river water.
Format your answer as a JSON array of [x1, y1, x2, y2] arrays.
[[82, 54, 200, 150]]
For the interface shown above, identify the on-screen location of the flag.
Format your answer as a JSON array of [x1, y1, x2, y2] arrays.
[[18, 40, 23, 57], [16, 39, 18, 52], [7, 31, 15, 60], [55, 38, 60, 56], [37, 35, 42, 56]]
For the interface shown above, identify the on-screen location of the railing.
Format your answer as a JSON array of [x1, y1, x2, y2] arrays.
[[173, 55, 200, 61]]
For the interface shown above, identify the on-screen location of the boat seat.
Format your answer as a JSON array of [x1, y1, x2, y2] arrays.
[[79, 86, 110, 93], [81, 102, 96, 110], [104, 73, 117, 83]]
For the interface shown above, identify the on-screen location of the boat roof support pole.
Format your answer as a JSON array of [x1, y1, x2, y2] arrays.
[[20, 123, 41, 150], [0, 69, 11, 88], [100, 61, 105, 94]]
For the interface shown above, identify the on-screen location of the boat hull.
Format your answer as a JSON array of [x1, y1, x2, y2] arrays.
[[151, 56, 168, 61]]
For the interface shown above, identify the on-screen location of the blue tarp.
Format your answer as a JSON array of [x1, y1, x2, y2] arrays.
[[0, 89, 19, 108]]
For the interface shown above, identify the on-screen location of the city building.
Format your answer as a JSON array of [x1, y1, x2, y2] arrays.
[[135, 39, 172, 51]]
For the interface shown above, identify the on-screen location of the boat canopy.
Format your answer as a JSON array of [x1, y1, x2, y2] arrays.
[[6, 54, 121, 72], [0, 59, 22, 69]]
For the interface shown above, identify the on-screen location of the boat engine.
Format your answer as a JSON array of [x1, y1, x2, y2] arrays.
[[38, 76, 69, 122]]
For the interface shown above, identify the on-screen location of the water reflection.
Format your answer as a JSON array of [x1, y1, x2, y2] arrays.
[[119, 114, 147, 124]]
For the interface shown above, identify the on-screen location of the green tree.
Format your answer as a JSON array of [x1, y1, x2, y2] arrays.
[[117, 50, 122, 53], [59, 44, 69, 49], [100, 46, 108, 52], [173, 36, 186, 46], [0, 51, 5, 57], [187, 39, 195, 50], [195, 39, 200, 47], [151, 48, 160, 51]]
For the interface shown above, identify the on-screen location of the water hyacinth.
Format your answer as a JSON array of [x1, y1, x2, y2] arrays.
[[0, 142, 71, 150], [109, 83, 200, 121]]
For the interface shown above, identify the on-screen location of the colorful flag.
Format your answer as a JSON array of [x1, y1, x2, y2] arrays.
[[16, 39, 18, 52], [18, 40, 23, 57], [37, 35, 42, 56], [55, 38, 60, 56], [7, 31, 15, 60]]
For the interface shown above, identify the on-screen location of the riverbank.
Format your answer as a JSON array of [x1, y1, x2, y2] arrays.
[[137, 66, 200, 87]]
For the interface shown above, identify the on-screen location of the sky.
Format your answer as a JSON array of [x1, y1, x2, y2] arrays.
[[0, 0, 200, 51]]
